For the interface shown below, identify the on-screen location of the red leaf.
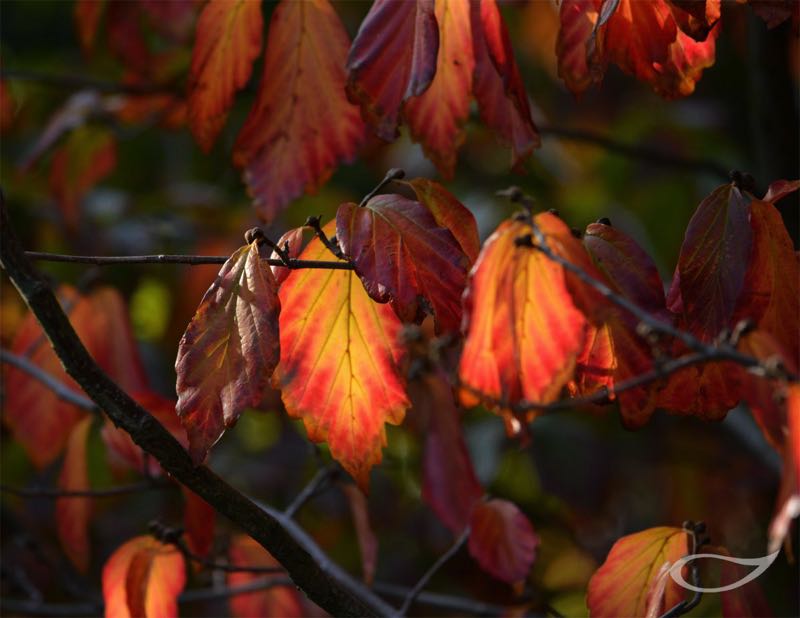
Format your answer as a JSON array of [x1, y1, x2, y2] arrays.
[[102, 536, 186, 618], [227, 535, 304, 618], [557, 0, 597, 95], [403, 177, 480, 264], [342, 484, 379, 585], [336, 195, 470, 334], [458, 215, 592, 425], [187, 0, 263, 152], [74, 0, 106, 55], [468, 499, 539, 584], [48, 126, 117, 229], [182, 486, 216, 561], [273, 221, 409, 491], [346, 0, 439, 141], [176, 242, 281, 463], [762, 179, 800, 203], [410, 372, 483, 534], [665, 0, 721, 41], [718, 547, 773, 618], [587, 527, 689, 618], [404, 0, 474, 178], [4, 286, 148, 468], [471, 0, 540, 170], [234, 0, 364, 221], [56, 416, 94, 573], [270, 227, 312, 286]]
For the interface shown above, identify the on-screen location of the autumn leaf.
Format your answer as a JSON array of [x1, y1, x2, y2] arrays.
[[346, 0, 439, 141], [233, 0, 364, 221], [175, 241, 281, 463], [468, 499, 539, 585], [409, 372, 483, 534], [471, 0, 540, 170], [587, 526, 689, 618], [273, 221, 409, 491], [404, 0, 474, 178], [49, 126, 117, 229], [182, 486, 216, 561], [102, 536, 186, 618], [762, 178, 800, 203], [74, 0, 105, 55], [342, 483, 379, 585], [402, 177, 481, 263], [187, 0, 263, 152], [458, 214, 593, 425], [270, 226, 312, 286], [4, 286, 148, 468], [56, 416, 95, 573], [666, 0, 721, 41], [228, 535, 304, 618], [336, 194, 470, 334]]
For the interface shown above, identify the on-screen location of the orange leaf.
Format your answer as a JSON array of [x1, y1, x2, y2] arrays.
[[404, 0, 474, 178], [587, 527, 689, 618], [273, 221, 409, 491], [346, 0, 439, 141], [187, 0, 263, 152], [56, 416, 94, 573], [234, 0, 364, 221], [49, 126, 117, 230], [468, 499, 539, 585], [4, 286, 148, 468], [227, 535, 303, 618], [402, 178, 480, 264], [556, 0, 598, 95], [471, 0, 540, 170], [176, 242, 281, 463], [336, 195, 470, 334], [342, 484, 379, 585], [102, 536, 186, 618], [458, 214, 590, 424]]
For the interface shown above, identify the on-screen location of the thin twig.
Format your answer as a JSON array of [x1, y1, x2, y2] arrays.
[[373, 581, 533, 617], [284, 466, 338, 518], [0, 349, 98, 412], [0, 68, 178, 95], [305, 216, 346, 260], [0, 481, 171, 499], [179, 576, 294, 602], [659, 521, 707, 618], [359, 168, 406, 207], [24, 251, 354, 270], [398, 527, 471, 615]]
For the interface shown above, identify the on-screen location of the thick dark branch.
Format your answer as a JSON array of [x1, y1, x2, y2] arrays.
[[24, 251, 355, 270], [0, 481, 171, 499], [0, 68, 178, 95], [0, 349, 99, 412], [399, 527, 470, 615], [537, 124, 731, 180], [0, 199, 394, 617]]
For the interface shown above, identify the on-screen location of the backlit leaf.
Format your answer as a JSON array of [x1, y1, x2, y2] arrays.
[[468, 498, 539, 584], [228, 535, 303, 618], [458, 214, 592, 424], [666, 0, 721, 41], [175, 242, 281, 463], [102, 536, 186, 618], [336, 194, 470, 334], [187, 0, 263, 152], [587, 527, 688, 618], [273, 221, 409, 490], [346, 0, 439, 141], [404, 0, 474, 178], [556, 0, 597, 95], [234, 0, 364, 221], [56, 416, 94, 573], [471, 0, 540, 170]]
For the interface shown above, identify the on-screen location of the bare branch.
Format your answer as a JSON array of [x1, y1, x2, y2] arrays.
[[359, 168, 406, 207], [374, 581, 534, 616], [305, 215, 346, 260], [0, 68, 178, 95], [0, 481, 171, 499], [284, 466, 339, 518]]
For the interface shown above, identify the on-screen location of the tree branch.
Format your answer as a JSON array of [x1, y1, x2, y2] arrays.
[[0, 481, 171, 499], [0, 197, 395, 617], [284, 466, 339, 518], [0, 68, 178, 95], [24, 251, 355, 270], [373, 581, 533, 617]]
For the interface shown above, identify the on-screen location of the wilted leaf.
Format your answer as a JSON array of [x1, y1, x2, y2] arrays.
[[274, 221, 409, 490], [49, 126, 117, 229], [336, 194, 470, 334], [458, 214, 593, 424], [471, 0, 539, 170], [4, 287, 148, 468], [187, 0, 263, 152], [176, 242, 281, 463], [234, 0, 364, 221], [228, 535, 303, 618], [468, 499, 539, 584], [346, 0, 439, 141], [410, 372, 483, 534], [56, 416, 94, 573], [102, 536, 186, 618], [587, 527, 688, 618], [404, 0, 474, 178], [342, 483, 379, 585]]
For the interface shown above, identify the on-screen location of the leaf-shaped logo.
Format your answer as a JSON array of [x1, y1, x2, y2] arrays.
[[669, 550, 780, 593]]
